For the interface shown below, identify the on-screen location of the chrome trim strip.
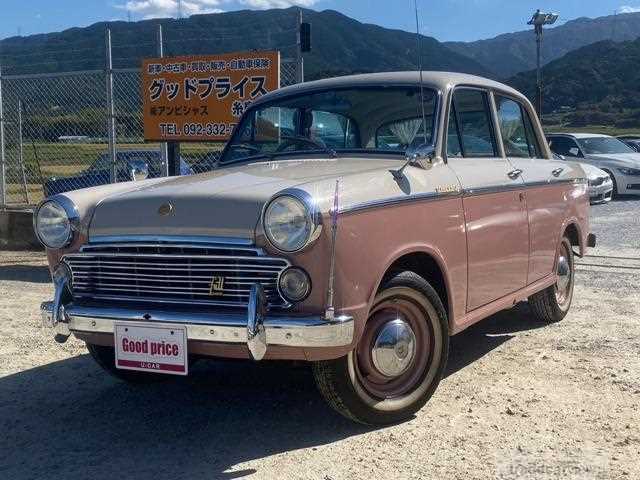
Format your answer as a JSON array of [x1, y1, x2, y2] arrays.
[[40, 302, 354, 349], [339, 177, 586, 213], [463, 178, 587, 197], [340, 190, 460, 214], [88, 235, 254, 246], [463, 183, 523, 196]]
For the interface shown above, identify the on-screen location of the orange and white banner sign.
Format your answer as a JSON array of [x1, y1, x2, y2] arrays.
[[142, 51, 280, 141]]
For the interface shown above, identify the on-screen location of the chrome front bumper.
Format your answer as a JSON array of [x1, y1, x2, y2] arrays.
[[41, 286, 354, 361]]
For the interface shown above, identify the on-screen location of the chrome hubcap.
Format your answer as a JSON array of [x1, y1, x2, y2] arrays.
[[557, 254, 570, 291], [371, 318, 417, 378]]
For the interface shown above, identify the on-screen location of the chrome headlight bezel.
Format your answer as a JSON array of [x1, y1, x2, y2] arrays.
[[262, 189, 322, 253], [33, 197, 79, 249]]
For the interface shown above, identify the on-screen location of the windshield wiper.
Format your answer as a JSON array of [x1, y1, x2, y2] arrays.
[[279, 135, 338, 158]]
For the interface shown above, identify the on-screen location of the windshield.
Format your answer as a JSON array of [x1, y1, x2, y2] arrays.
[[577, 137, 635, 155], [220, 86, 437, 164]]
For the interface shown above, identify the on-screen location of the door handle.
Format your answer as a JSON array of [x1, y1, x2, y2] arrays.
[[552, 167, 564, 177], [507, 168, 523, 180]]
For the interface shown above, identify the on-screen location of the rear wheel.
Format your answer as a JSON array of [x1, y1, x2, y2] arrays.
[[528, 237, 574, 323], [313, 271, 449, 425]]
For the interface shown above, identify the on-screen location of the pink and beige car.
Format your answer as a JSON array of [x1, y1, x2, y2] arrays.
[[36, 72, 595, 425]]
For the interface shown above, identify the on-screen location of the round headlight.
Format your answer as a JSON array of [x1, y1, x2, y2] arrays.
[[264, 195, 314, 252], [35, 200, 72, 249], [278, 267, 311, 303]]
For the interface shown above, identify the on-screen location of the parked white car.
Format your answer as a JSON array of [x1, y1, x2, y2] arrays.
[[547, 133, 640, 197], [551, 153, 612, 203]]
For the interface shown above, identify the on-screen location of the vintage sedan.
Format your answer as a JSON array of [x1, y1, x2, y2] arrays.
[[36, 72, 594, 425]]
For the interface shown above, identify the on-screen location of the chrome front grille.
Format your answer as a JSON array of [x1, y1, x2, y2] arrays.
[[63, 241, 290, 308]]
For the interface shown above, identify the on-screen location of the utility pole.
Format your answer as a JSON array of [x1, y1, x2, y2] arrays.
[[528, 10, 559, 119], [105, 29, 117, 183], [296, 9, 304, 83], [157, 24, 170, 177]]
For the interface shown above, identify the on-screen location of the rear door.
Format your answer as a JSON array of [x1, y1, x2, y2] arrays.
[[495, 96, 570, 283], [446, 88, 529, 311]]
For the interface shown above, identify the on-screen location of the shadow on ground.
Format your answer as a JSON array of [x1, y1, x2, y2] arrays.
[[0, 303, 545, 480], [0, 263, 50, 283]]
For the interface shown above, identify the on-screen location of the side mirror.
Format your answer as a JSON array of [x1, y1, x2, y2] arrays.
[[405, 143, 436, 168], [129, 160, 149, 182], [391, 144, 436, 181]]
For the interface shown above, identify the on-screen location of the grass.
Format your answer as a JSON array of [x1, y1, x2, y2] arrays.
[[3, 141, 226, 206]]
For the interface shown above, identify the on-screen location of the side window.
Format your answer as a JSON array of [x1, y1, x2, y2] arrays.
[[496, 96, 533, 158], [311, 111, 359, 149], [522, 109, 542, 157], [448, 89, 497, 158], [447, 104, 463, 157], [376, 117, 431, 151], [548, 137, 580, 157]]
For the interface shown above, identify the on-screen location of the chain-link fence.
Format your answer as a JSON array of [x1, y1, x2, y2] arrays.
[[0, 29, 301, 208]]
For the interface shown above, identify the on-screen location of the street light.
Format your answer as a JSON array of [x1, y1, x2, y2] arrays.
[[528, 9, 559, 118]]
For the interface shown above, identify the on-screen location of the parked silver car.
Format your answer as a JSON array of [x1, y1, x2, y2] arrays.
[[547, 133, 640, 197], [552, 154, 612, 204]]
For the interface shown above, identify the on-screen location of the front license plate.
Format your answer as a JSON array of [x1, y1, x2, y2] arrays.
[[114, 323, 188, 376]]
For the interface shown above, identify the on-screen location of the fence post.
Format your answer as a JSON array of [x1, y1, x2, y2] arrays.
[[105, 29, 117, 183], [18, 99, 30, 204], [0, 62, 6, 207], [157, 24, 169, 177], [296, 9, 304, 83]]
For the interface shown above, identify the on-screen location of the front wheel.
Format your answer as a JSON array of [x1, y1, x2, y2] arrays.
[[528, 236, 575, 323], [313, 271, 449, 425]]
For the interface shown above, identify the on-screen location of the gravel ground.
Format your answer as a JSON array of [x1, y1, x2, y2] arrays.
[[0, 198, 638, 480]]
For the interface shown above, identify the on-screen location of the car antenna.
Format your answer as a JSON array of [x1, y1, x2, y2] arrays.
[[391, 0, 430, 181]]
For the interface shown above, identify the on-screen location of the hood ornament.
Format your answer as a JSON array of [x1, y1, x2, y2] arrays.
[[158, 202, 174, 216]]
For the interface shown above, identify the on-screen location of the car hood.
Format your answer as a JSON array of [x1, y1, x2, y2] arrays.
[[576, 162, 610, 179], [584, 153, 640, 169], [88, 156, 405, 240]]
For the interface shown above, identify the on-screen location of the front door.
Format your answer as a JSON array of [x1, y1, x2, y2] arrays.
[[446, 88, 529, 311]]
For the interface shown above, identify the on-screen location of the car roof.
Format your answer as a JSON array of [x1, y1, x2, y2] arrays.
[[253, 71, 524, 106], [547, 133, 613, 139]]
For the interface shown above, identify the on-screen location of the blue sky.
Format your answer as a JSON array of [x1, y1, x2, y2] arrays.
[[1, 0, 639, 42]]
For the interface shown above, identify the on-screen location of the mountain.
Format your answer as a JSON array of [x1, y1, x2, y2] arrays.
[[507, 38, 640, 128], [446, 12, 640, 78], [0, 8, 493, 79]]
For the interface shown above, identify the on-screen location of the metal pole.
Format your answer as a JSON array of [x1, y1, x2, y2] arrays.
[[296, 9, 304, 83], [105, 29, 118, 183], [18, 99, 29, 204], [167, 142, 180, 176], [0, 62, 6, 207], [157, 24, 170, 177], [535, 25, 543, 119]]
